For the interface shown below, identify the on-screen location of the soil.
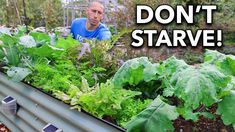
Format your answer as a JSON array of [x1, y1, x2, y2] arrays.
[[173, 105, 235, 132]]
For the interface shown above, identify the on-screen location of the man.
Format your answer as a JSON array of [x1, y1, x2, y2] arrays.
[[71, 1, 111, 42]]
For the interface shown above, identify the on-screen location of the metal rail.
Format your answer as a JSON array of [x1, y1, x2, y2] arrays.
[[0, 72, 124, 132]]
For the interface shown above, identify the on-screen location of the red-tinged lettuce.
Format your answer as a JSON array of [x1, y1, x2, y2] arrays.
[[125, 96, 179, 132]]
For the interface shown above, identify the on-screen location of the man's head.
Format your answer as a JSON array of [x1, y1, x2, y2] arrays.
[[86, 1, 104, 27]]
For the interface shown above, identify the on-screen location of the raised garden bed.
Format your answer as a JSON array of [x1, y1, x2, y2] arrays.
[[0, 27, 235, 132]]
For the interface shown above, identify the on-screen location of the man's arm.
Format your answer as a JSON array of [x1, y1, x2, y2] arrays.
[[98, 28, 112, 40]]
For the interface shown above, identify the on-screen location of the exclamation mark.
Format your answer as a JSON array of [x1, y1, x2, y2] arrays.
[[217, 30, 222, 47]]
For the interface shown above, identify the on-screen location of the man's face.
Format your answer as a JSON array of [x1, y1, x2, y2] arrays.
[[86, 2, 104, 26]]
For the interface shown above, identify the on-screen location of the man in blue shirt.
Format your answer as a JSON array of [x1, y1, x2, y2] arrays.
[[71, 1, 111, 42]]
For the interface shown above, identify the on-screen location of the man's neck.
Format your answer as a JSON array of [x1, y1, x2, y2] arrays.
[[86, 20, 99, 31]]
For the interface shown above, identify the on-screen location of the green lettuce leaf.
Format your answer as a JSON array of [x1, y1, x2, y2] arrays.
[[217, 90, 235, 128], [113, 57, 159, 88], [55, 35, 80, 50], [125, 96, 179, 132], [78, 80, 141, 118], [204, 49, 235, 76], [170, 64, 231, 109], [29, 32, 50, 43], [26, 44, 64, 59]]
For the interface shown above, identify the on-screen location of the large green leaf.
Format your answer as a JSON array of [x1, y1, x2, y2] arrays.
[[29, 32, 50, 43], [125, 96, 179, 132], [78, 80, 141, 118], [204, 49, 235, 76], [7, 67, 32, 82], [217, 90, 235, 129], [161, 56, 189, 76], [113, 57, 159, 88], [26, 44, 64, 59], [0, 49, 4, 59], [5, 45, 20, 66], [159, 56, 189, 97], [170, 64, 231, 110], [0, 34, 17, 46], [55, 35, 80, 50]]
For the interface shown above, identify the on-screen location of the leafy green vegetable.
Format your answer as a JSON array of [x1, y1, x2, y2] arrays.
[[29, 32, 50, 44], [55, 35, 80, 50], [5, 45, 20, 66], [0, 34, 17, 45], [117, 98, 152, 127], [125, 96, 179, 132], [26, 44, 64, 59], [159, 56, 190, 97], [170, 64, 231, 110], [78, 80, 141, 118], [204, 49, 235, 76], [7, 67, 32, 82], [217, 90, 235, 128], [0, 48, 4, 59], [161, 56, 189, 77], [113, 57, 159, 88]]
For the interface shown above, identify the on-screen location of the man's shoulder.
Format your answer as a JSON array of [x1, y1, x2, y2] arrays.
[[98, 23, 109, 30], [97, 23, 112, 40]]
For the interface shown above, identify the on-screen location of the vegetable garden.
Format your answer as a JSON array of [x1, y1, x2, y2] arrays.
[[0, 26, 234, 132]]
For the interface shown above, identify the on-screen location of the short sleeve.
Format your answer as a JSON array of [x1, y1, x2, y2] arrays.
[[98, 29, 112, 40]]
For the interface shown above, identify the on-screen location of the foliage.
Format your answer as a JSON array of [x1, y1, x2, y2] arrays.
[[112, 57, 161, 99], [204, 49, 235, 76], [116, 98, 152, 127], [78, 80, 141, 118], [217, 90, 235, 129], [6, 67, 32, 82], [170, 64, 230, 109], [0, 0, 63, 28], [0, 26, 235, 131], [113, 57, 160, 87], [125, 96, 179, 132]]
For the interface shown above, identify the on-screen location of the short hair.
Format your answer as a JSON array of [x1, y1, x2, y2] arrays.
[[88, 0, 105, 12]]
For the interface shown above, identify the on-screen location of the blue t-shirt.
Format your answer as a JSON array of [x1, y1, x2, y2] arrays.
[[71, 18, 111, 42]]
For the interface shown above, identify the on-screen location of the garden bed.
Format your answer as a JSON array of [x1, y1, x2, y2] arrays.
[[0, 27, 235, 132]]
